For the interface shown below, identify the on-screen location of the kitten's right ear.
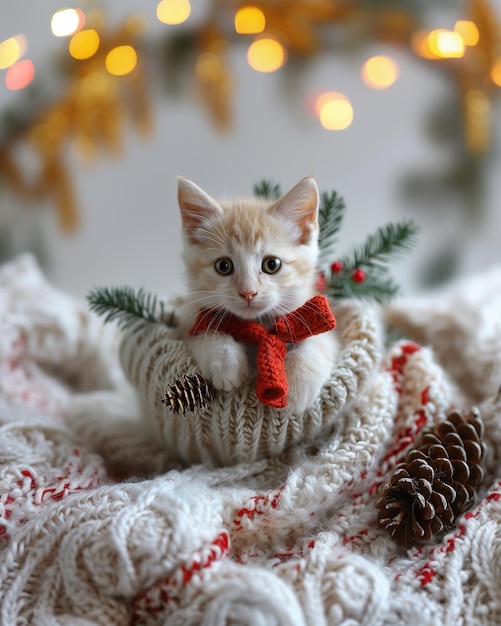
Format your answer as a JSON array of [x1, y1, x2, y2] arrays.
[[177, 176, 222, 243]]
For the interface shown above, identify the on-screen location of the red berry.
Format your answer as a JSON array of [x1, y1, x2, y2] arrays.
[[352, 268, 366, 283], [330, 260, 343, 274], [316, 272, 327, 292]]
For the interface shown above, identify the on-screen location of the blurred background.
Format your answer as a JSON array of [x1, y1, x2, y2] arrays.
[[1, 0, 501, 299]]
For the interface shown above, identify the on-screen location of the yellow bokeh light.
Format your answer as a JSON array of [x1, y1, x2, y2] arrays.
[[0, 35, 27, 70], [247, 37, 286, 73], [235, 7, 266, 35], [490, 59, 501, 86], [0, 40, 20, 70], [316, 92, 353, 130], [156, 0, 191, 25], [69, 29, 100, 60], [428, 29, 465, 59], [454, 20, 479, 46], [106, 45, 138, 76], [362, 56, 398, 89], [51, 8, 85, 37]]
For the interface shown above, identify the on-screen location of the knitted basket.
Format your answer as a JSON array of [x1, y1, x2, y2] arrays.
[[119, 300, 381, 466]]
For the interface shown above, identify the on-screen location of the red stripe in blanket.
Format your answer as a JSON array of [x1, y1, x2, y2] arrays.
[[0, 454, 105, 543], [132, 530, 230, 624]]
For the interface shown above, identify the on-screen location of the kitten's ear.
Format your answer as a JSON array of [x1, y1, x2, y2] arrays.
[[177, 176, 223, 243], [272, 176, 319, 244]]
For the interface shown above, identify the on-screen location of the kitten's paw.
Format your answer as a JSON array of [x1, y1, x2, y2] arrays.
[[204, 343, 249, 391], [284, 354, 325, 414], [282, 333, 338, 414]]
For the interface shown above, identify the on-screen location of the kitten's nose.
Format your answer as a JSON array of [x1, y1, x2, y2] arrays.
[[239, 290, 257, 303]]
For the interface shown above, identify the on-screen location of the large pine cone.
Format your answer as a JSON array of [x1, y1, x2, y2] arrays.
[[375, 407, 486, 549]]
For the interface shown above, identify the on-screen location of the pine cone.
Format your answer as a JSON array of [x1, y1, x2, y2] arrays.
[[375, 407, 486, 549], [162, 373, 215, 415]]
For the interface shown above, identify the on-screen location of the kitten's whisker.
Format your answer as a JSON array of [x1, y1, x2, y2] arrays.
[[174, 295, 221, 334], [200, 307, 231, 357], [270, 304, 299, 339], [281, 298, 335, 331], [197, 307, 223, 333], [180, 292, 221, 309], [307, 300, 336, 326], [188, 308, 221, 354]]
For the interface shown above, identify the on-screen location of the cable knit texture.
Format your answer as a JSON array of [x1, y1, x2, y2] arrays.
[[2, 255, 501, 625]]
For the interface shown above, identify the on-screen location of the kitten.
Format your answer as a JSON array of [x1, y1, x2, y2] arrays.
[[177, 175, 339, 414]]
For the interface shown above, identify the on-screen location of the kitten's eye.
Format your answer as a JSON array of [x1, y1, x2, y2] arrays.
[[214, 258, 234, 275], [262, 257, 282, 274]]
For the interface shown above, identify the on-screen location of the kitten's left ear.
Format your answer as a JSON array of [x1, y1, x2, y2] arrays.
[[272, 176, 319, 244]]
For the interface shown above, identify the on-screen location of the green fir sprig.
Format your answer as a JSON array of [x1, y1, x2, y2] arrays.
[[87, 286, 168, 331], [326, 221, 419, 303], [318, 190, 345, 266], [339, 221, 419, 273]]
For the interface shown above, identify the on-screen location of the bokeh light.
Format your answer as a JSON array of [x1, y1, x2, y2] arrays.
[[51, 8, 85, 37], [428, 30, 465, 59], [454, 20, 479, 46], [106, 45, 138, 76], [5, 59, 35, 90], [413, 29, 466, 60], [362, 56, 398, 89], [235, 7, 266, 35], [156, 0, 191, 25], [316, 92, 353, 130], [69, 29, 100, 60], [247, 37, 286, 73], [0, 35, 27, 70]]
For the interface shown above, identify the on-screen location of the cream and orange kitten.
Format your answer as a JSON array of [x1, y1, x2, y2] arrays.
[[177, 175, 339, 414]]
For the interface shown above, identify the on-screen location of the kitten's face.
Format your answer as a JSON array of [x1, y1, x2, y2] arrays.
[[178, 177, 320, 321]]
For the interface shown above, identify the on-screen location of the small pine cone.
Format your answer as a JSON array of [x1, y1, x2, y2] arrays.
[[162, 373, 215, 415], [376, 407, 486, 549]]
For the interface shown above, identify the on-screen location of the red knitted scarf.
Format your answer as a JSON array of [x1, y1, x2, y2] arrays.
[[190, 294, 336, 408]]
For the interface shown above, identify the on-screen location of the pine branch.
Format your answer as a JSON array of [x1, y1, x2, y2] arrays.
[[329, 273, 401, 303], [325, 220, 419, 304], [253, 179, 282, 200], [87, 286, 166, 331], [340, 220, 419, 275], [318, 190, 345, 265]]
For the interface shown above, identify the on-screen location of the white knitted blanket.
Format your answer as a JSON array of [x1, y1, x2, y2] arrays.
[[2, 254, 501, 626]]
